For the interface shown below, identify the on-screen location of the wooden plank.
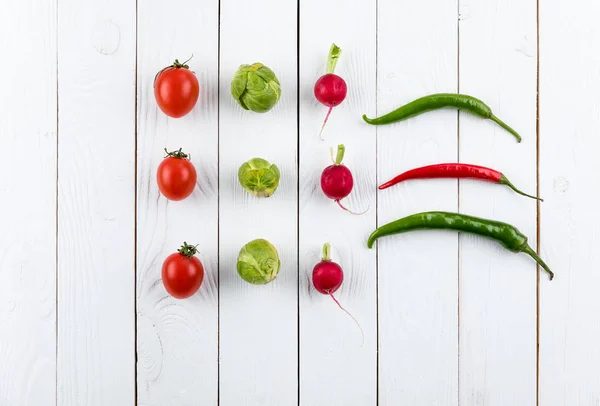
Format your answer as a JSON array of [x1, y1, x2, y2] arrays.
[[57, 0, 136, 404], [298, 0, 377, 404], [539, 0, 600, 404], [0, 1, 57, 405], [376, 0, 459, 403], [136, 1, 219, 405], [218, 0, 298, 405], [458, 1, 538, 404]]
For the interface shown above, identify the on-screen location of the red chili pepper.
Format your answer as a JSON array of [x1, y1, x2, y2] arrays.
[[379, 163, 542, 201]]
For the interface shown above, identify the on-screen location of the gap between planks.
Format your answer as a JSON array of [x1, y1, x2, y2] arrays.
[[55, 0, 60, 404], [296, 0, 301, 404], [133, 0, 139, 403], [535, 0, 541, 403], [217, 0, 222, 403]]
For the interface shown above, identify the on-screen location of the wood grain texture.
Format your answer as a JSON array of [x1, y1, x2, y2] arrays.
[[298, 0, 377, 404], [218, 0, 298, 405], [57, 0, 136, 404], [458, 0, 538, 404], [136, 1, 219, 405], [376, 0, 459, 404], [0, 1, 57, 405], [539, 0, 600, 404]]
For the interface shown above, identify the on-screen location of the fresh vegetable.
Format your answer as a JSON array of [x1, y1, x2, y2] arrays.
[[157, 148, 197, 201], [237, 238, 281, 284], [367, 211, 554, 280], [231, 63, 281, 113], [238, 157, 280, 198], [362, 93, 522, 142], [162, 242, 205, 299], [312, 242, 363, 344], [379, 163, 542, 201], [321, 144, 367, 214], [314, 43, 347, 140], [154, 56, 200, 118]]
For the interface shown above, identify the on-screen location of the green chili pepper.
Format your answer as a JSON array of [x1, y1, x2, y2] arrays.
[[367, 211, 553, 280], [362, 93, 522, 142]]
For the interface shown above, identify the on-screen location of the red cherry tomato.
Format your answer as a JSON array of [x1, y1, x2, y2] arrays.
[[157, 148, 197, 201], [162, 242, 204, 299], [154, 57, 200, 118]]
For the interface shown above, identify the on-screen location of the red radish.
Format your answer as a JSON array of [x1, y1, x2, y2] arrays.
[[321, 144, 368, 215], [312, 242, 363, 344], [314, 43, 347, 140]]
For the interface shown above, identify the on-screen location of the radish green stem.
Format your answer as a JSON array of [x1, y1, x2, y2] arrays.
[[335, 144, 345, 165], [326, 44, 342, 74], [329, 293, 364, 346], [322, 243, 331, 262]]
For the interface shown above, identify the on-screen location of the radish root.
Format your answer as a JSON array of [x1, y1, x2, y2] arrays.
[[319, 105, 334, 141], [336, 199, 369, 215], [329, 293, 364, 347]]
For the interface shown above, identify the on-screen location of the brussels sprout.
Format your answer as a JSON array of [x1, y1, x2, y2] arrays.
[[238, 157, 280, 198], [237, 239, 281, 284], [231, 63, 281, 113]]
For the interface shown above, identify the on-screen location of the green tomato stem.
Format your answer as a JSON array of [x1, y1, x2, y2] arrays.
[[178, 241, 199, 258], [172, 54, 194, 69], [164, 147, 190, 159], [322, 242, 331, 262], [154, 55, 194, 85], [326, 43, 342, 74], [335, 144, 345, 165]]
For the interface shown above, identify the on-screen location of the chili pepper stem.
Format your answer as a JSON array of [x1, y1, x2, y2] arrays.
[[329, 292, 364, 347], [319, 105, 334, 141], [489, 114, 522, 143], [336, 199, 369, 215], [521, 244, 554, 280], [500, 175, 543, 201]]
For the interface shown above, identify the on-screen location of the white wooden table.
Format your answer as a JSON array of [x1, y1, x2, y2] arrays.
[[1, 0, 597, 404]]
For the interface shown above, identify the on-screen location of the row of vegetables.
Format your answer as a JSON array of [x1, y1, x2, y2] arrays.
[[152, 43, 553, 332]]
